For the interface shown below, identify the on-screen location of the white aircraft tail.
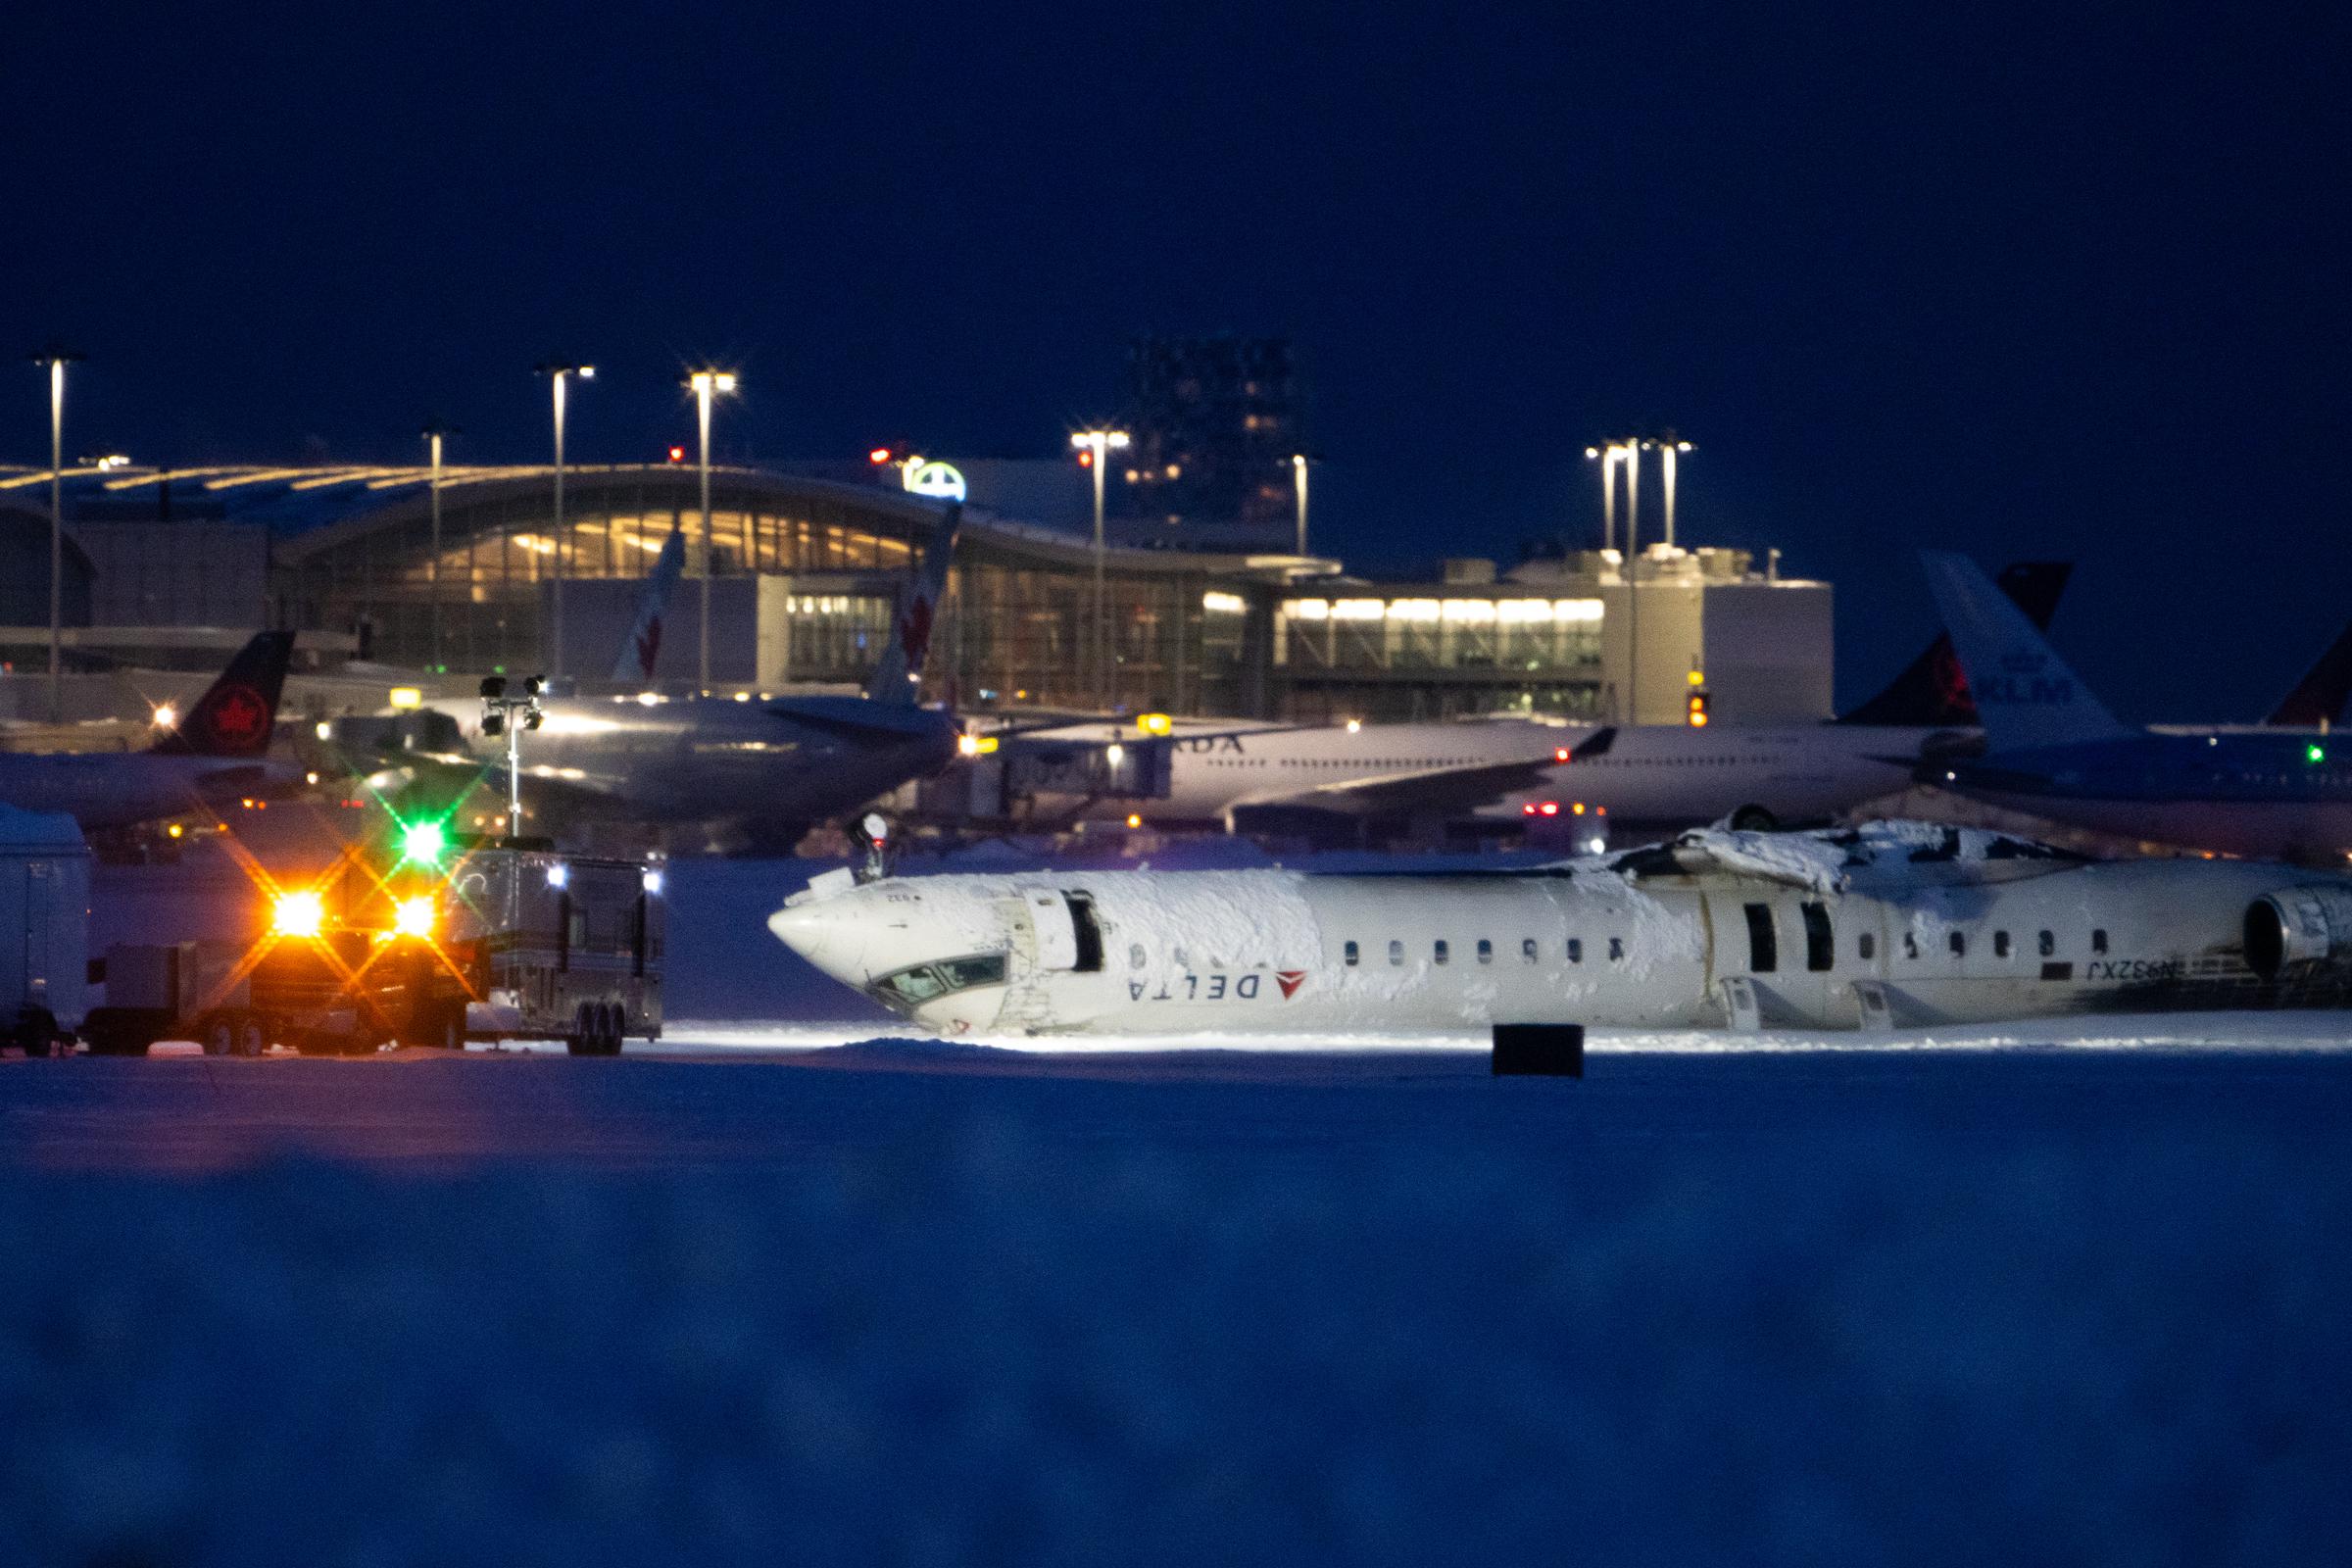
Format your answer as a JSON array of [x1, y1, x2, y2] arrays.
[[1919, 550, 2132, 752], [611, 526, 688, 685], [863, 505, 960, 707]]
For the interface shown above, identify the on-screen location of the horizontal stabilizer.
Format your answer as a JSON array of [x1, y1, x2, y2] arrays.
[[1919, 553, 2132, 754]]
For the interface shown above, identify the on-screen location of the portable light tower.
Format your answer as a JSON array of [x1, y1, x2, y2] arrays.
[[479, 674, 546, 836]]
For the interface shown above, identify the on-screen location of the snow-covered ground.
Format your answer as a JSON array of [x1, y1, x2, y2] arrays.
[[8, 845, 2347, 1563], [7, 1047, 2352, 1563]]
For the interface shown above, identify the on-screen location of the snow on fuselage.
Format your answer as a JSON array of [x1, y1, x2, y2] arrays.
[[769, 825, 2352, 1038]]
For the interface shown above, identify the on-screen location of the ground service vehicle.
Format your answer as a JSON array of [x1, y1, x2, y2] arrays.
[[79, 824, 663, 1057]]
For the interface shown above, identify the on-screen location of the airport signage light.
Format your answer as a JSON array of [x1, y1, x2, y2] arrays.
[[903, 460, 967, 501]]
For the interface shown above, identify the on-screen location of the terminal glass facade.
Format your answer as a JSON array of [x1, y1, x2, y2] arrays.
[[1272, 593, 1606, 722]]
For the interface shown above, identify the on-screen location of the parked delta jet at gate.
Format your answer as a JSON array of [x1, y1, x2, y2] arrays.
[[0, 631, 299, 829], [1110, 563, 2076, 844], [1923, 552, 2352, 859], [770, 820, 2352, 1037]]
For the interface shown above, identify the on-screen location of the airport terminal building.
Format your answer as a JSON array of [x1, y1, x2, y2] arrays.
[[0, 463, 1833, 725]]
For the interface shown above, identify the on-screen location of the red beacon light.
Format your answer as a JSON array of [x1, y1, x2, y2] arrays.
[[1553, 746, 1572, 762], [1524, 801, 1562, 817], [667, 445, 686, 463], [868, 447, 894, 465]]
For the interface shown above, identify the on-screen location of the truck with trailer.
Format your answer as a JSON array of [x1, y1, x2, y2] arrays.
[[79, 826, 663, 1057]]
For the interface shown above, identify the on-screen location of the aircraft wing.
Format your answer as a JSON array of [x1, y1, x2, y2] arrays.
[[1224, 755, 1559, 831], [343, 746, 638, 821]]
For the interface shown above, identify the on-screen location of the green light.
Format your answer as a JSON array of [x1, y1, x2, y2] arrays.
[[2310, 744, 2328, 764], [401, 820, 447, 863]]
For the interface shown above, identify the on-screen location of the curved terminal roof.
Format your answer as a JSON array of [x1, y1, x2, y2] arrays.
[[0, 463, 1339, 584]]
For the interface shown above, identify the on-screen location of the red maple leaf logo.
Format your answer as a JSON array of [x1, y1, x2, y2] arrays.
[[899, 595, 935, 668], [1931, 641, 1977, 723], [1276, 969, 1306, 999], [207, 684, 268, 745]]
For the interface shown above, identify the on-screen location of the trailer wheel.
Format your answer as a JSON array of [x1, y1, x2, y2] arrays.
[[234, 1013, 269, 1058], [601, 1002, 626, 1055], [199, 1012, 234, 1057], [564, 1002, 597, 1056]]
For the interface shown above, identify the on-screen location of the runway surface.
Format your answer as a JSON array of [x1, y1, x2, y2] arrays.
[[9, 1018, 2352, 1173]]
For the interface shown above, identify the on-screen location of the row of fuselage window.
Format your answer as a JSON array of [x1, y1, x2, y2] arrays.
[[1344, 936, 1625, 967], [1799, 923, 2112, 973], [1333, 924, 2116, 974]]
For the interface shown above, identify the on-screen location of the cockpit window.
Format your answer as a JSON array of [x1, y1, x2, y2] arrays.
[[937, 955, 1008, 991], [874, 966, 949, 1005], [871, 954, 1007, 1010]]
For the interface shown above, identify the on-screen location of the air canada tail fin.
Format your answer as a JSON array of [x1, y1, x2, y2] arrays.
[[1919, 552, 2132, 753], [1835, 561, 2072, 726], [149, 630, 295, 759], [2266, 618, 2352, 727], [863, 504, 959, 707], [612, 525, 688, 685]]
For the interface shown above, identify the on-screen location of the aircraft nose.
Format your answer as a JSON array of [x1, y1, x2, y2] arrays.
[[768, 900, 871, 986]]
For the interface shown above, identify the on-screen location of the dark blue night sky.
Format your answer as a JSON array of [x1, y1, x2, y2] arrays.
[[9, 1, 2348, 719]]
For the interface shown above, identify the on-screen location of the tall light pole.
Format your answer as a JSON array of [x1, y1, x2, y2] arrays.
[[422, 421, 458, 670], [689, 369, 738, 690], [1659, 435, 1691, 549], [1291, 453, 1310, 556], [1625, 440, 1643, 725], [1585, 441, 1631, 555], [31, 346, 83, 722], [1070, 427, 1129, 708], [535, 362, 593, 676]]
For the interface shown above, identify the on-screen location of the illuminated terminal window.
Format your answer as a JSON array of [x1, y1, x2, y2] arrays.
[[1275, 593, 1602, 676]]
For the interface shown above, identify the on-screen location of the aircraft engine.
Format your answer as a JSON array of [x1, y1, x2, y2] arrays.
[[2243, 886, 2352, 980]]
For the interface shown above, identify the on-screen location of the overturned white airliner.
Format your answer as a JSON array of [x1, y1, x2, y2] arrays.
[[768, 823, 2352, 1038]]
